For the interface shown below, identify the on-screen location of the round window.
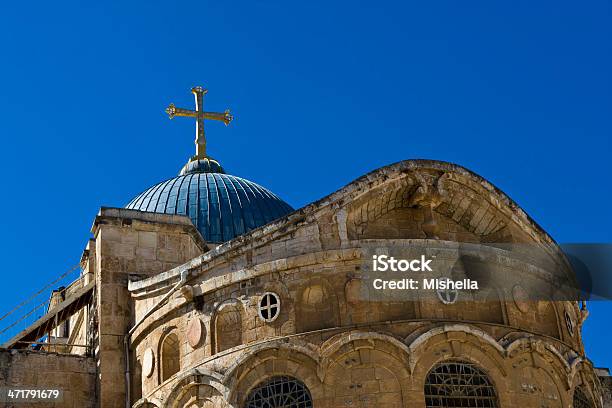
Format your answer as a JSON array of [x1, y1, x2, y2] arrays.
[[437, 287, 459, 305], [258, 292, 281, 322]]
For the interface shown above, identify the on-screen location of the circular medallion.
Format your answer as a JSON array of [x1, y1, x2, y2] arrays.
[[142, 348, 155, 378], [187, 318, 205, 348], [512, 285, 530, 313]]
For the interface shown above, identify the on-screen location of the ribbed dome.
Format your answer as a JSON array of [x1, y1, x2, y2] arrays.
[[126, 172, 293, 243]]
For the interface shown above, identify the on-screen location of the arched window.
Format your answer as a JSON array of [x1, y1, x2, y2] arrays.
[[296, 281, 339, 332], [245, 376, 312, 408], [161, 332, 180, 382], [425, 360, 498, 407], [213, 302, 243, 353], [573, 387, 593, 408]]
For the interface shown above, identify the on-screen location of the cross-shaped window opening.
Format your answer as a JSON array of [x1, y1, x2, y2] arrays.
[[258, 292, 280, 322]]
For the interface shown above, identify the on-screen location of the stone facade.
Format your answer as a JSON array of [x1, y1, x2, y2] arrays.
[[91, 209, 206, 407], [3, 159, 611, 408], [123, 161, 606, 407], [596, 369, 612, 407]]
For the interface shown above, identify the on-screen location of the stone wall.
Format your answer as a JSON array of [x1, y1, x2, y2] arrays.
[[126, 162, 601, 407], [596, 368, 612, 407], [0, 350, 96, 408], [92, 208, 206, 408]]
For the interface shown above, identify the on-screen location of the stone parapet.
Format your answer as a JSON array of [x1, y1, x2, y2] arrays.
[[0, 350, 96, 408]]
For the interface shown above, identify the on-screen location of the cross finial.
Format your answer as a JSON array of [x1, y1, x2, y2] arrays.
[[165, 86, 233, 160]]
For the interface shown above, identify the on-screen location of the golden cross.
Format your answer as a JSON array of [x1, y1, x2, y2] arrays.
[[165, 86, 233, 160]]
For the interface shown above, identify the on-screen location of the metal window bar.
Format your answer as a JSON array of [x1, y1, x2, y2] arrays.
[[425, 361, 498, 408], [245, 376, 313, 408], [573, 388, 593, 408]]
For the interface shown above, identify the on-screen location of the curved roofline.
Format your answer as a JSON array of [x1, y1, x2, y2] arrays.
[[129, 159, 563, 292], [297, 158, 558, 246], [125, 172, 289, 208]]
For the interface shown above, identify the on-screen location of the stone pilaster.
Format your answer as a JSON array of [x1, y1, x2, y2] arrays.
[[92, 208, 205, 407]]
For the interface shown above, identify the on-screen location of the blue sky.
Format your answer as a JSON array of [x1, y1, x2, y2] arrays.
[[0, 1, 610, 365]]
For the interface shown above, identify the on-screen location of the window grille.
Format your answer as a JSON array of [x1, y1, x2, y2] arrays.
[[245, 376, 312, 408], [573, 388, 593, 408], [425, 360, 498, 407]]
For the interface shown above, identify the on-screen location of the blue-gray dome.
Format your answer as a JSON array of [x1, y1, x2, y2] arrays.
[[126, 171, 293, 243], [179, 158, 225, 175]]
